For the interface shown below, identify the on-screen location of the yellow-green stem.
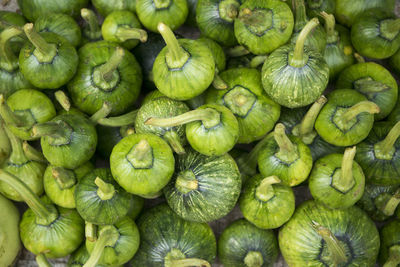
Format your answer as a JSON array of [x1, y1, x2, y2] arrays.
[[116, 27, 148, 42], [54, 91, 71, 112], [0, 26, 22, 72], [23, 23, 57, 63], [0, 94, 24, 127], [97, 47, 125, 83], [97, 109, 138, 127], [157, 23, 189, 69], [22, 141, 46, 163], [94, 177, 115, 201], [374, 121, 400, 156], [384, 245, 400, 267], [81, 8, 101, 39], [85, 222, 97, 242], [52, 167, 76, 190], [335, 146, 356, 193], [380, 188, 400, 216], [244, 251, 264, 267], [4, 125, 27, 163], [274, 123, 299, 163], [341, 101, 380, 122], [36, 254, 52, 267], [255, 176, 280, 202], [290, 18, 320, 67], [226, 46, 250, 57], [90, 102, 112, 124]]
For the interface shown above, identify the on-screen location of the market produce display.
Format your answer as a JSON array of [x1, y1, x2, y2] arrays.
[[1, 0, 400, 266]]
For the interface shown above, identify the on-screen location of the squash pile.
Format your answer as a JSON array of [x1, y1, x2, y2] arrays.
[[0, 0, 400, 266]]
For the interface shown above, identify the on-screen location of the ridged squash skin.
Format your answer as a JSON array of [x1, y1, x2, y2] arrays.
[[379, 220, 400, 266], [92, 0, 136, 16]]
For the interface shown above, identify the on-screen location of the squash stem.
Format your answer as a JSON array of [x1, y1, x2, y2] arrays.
[[52, 167, 77, 190], [116, 27, 148, 42], [274, 123, 299, 163], [85, 222, 97, 242], [293, 0, 308, 30], [289, 18, 319, 67], [23, 23, 57, 63], [0, 169, 58, 225], [0, 94, 25, 127], [384, 245, 400, 267], [354, 78, 391, 93], [320, 12, 336, 37], [249, 55, 268, 68], [255, 176, 280, 202], [22, 141, 46, 163], [354, 53, 365, 63], [312, 221, 348, 265], [212, 69, 228, 90], [0, 26, 22, 72], [145, 108, 221, 129], [83, 226, 119, 267], [380, 18, 400, 41], [81, 8, 101, 40], [379, 188, 400, 216], [126, 139, 153, 169], [226, 46, 250, 57], [334, 146, 356, 193], [36, 254, 52, 267], [94, 177, 115, 201], [90, 102, 112, 124], [157, 23, 189, 69], [120, 126, 135, 137], [244, 251, 264, 267], [292, 95, 327, 144], [341, 101, 380, 123], [175, 170, 198, 194], [96, 47, 125, 83], [163, 131, 186, 155], [31, 121, 73, 146], [153, 0, 171, 9], [4, 126, 28, 164], [219, 0, 239, 22], [374, 121, 400, 159], [98, 109, 138, 127], [167, 258, 211, 267], [55, 91, 71, 112]]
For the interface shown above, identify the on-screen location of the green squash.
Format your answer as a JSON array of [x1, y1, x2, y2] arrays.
[[127, 195, 145, 220], [258, 123, 313, 186], [279, 200, 380, 266], [218, 219, 278, 267], [0, 11, 26, 53], [0, 89, 56, 141], [356, 121, 400, 185], [43, 162, 94, 209], [0, 170, 84, 258], [135, 97, 189, 154], [186, 0, 197, 26], [34, 13, 82, 47], [101, 11, 147, 50], [305, 0, 335, 20], [75, 168, 131, 225], [19, 24, 78, 89], [205, 68, 281, 144], [351, 9, 400, 59], [92, 0, 136, 17], [164, 148, 241, 222], [85, 217, 140, 267], [261, 18, 329, 108], [33, 113, 97, 169], [234, 0, 294, 55], [278, 96, 344, 161], [379, 220, 400, 267], [390, 48, 400, 74], [0, 127, 46, 202], [290, 0, 326, 54], [0, 26, 32, 98], [196, 0, 240, 47], [0, 119, 10, 165], [309, 147, 365, 209], [152, 23, 215, 100], [357, 184, 400, 221], [335, 0, 395, 27], [336, 61, 398, 121], [96, 124, 134, 158], [0, 193, 20, 267], [239, 175, 295, 229], [68, 41, 142, 116], [320, 13, 354, 80], [315, 89, 379, 146], [131, 203, 217, 266], [110, 133, 175, 198], [136, 0, 188, 32], [80, 8, 102, 44], [389, 100, 400, 123]]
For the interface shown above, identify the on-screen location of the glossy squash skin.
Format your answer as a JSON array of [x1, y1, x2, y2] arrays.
[[279, 200, 380, 266], [75, 168, 131, 225], [164, 148, 241, 222], [205, 68, 281, 144], [218, 219, 278, 267], [336, 62, 398, 121], [131, 203, 217, 266], [239, 174, 295, 229]]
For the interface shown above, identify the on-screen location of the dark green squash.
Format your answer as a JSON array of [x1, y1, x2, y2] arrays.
[[309, 147, 365, 209], [218, 219, 279, 267], [164, 148, 241, 222], [390, 48, 400, 74], [357, 184, 400, 221], [355, 121, 400, 185], [234, 0, 294, 55], [351, 9, 400, 59], [205, 67, 281, 144], [110, 133, 175, 198], [127, 195, 145, 220], [239, 175, 295, 229], [261, 18, 329, 108], [336, 60, 398, 121], [315, 89, 379, 146], [96, 124, 134, 158], [389, 101, 400, 123], [92, 0, 136, 17], [43, 162, 94, 209], [75, 168, 132, 225], [279, 200, 380, 266], [258, 123, 313, 186], [0, 118, 10, 165], [305, 0, 335, 20], [131, 203, 217, 266], [379, 220, 400, 267]]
